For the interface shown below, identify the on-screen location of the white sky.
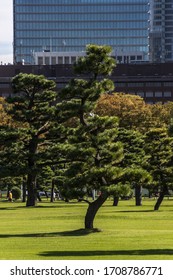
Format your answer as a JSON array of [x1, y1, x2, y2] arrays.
[[0, 0, 13, 64]]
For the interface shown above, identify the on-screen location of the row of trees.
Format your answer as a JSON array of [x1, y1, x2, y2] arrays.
[[1, 44, 173, 229]]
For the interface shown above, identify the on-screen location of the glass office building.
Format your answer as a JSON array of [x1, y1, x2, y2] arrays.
[[149, 0, 173, 62], [13, 0, 149, 64]]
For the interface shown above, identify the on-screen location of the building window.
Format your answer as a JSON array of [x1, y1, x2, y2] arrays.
[[146, 91, 154, 97], [51, 57, 56, 65], [58, 57, 63, 64], [137, 92, 144, 97], [64, 57, 69, 64], [163, 91, 171, 97], [115, 82, 126, 87], [146, 82, 161, 86], [127, 82, 144, 87], [45, 57, 50, 65], [164, 82, 173, 86], [38, 57, 43, 65], [71, 56, 76, 64], [155, 91, 162, 97]]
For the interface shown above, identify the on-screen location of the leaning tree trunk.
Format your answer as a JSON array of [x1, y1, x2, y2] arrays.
[[85, 192, 109, 229], [154, 191, 166, 211], [154, 183, 168, 211], [113, 196, 119, 206], [135, 185, 143, 206]]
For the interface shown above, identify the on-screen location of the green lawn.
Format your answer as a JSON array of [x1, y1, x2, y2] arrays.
[[0, 197, 173, 260]]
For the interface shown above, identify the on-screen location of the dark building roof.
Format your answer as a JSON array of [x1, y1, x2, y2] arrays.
[[1, 63, 173, 103]]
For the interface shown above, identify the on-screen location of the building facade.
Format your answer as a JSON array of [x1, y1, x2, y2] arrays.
[[33, 50, 147, 65], [1, 63, 173, 104], [13, 0, 149, 64], [149, 0, 173, 62]]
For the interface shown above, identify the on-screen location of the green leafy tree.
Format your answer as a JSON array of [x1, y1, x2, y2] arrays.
[[6, 73, 57, 206]]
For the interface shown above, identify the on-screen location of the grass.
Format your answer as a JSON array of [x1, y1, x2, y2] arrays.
[[0, 197, 173, 260]]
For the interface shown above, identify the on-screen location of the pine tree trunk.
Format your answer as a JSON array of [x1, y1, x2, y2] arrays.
[[85, 192, 109, 229], [26, 173, 37, 207], [154, 182, 168, 211], [135, 185, 142, 206], [154, 191, 165, 210], [50, 178, 55, 202], [26, 138, 38, 207], [113, 196, 119, 206], [22, 177, 27, 202]]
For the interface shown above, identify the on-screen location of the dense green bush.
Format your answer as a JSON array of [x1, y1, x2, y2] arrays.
[[11, 187, 21, 200]]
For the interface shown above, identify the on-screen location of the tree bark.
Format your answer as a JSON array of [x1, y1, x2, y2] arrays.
[[154, 181, 168, 211], [26, 137, 38, 207], [113, 196, 119, 206], [135, 185, 142, 206], [26, 172, 37, 207], [85, 192, 109, 229], [22, 177, 27, 202], [50, 178, 55, 202], [154, 191, 165, 210]]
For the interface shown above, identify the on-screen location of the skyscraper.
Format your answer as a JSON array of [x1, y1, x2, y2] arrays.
[[13, 0, 149, 64], [149, 0, 173, 62]]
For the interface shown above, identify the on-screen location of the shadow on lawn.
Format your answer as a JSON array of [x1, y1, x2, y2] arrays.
[[38, 249, 173, 257], [0, 228, 101, 238]]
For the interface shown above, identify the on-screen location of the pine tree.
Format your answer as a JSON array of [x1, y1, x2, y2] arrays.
[[115, 128, 151, 206], [56, 44, 130, 229], [5, 73, 57, 206], [145, 128, 173, 210]]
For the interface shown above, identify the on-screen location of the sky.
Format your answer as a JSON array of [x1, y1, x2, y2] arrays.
[[0, 0, 13, 64]]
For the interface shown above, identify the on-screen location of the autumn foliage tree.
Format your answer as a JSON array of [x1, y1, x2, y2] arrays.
[[0, 97, 13, 126], [95, 93, 173, 132], [95, 93, 152, 131]]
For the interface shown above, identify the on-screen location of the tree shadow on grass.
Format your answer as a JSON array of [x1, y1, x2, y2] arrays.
[[0, 207, 18, 211], [38, 249, 173, 258], [0, 228, 101, 238], [118, 210, 154, 213]]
